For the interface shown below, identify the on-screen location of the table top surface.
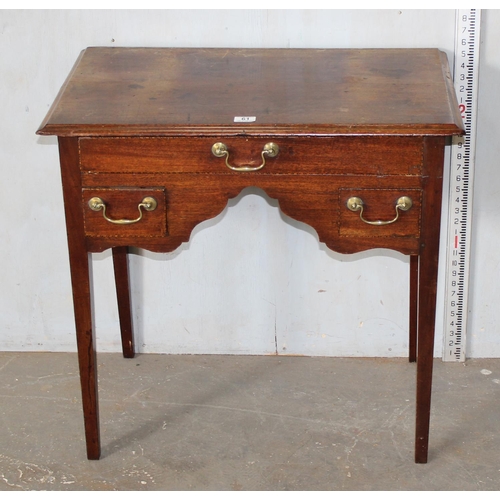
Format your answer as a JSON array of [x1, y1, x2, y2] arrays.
[[37, 47, 464, 137]]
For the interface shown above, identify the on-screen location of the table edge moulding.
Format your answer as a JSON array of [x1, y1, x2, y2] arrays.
[[37, 47, 464, 465]]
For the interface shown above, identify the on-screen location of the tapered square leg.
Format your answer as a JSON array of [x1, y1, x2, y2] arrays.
[[409, 255, 419, 362], [70, 250, 101, 460], [414, 136, 446, 464], [112, 246, 135, 358], [59, 137, 101, 460], [414, 249, 437, 464]]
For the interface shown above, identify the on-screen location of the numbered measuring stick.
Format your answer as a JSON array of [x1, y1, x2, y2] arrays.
[[442, 9, 481, 362]]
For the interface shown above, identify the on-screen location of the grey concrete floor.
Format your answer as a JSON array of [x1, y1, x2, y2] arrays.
[[1, 352, 500, 491]]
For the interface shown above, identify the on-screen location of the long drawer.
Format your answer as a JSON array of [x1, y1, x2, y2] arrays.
[[79, 136, 424, 176]]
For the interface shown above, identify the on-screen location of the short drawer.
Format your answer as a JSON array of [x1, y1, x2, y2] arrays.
[[79, 136, 423, 176], [82, 187, 167, 238], [339, 188, 422, 238]]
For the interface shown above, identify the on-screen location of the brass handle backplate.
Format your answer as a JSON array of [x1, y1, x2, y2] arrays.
[[88, 196, 157, 225], [211, 142, 279, 171], [346, 196, 413, 226]]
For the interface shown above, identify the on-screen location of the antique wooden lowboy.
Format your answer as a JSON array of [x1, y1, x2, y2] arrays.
[[37, 47, 464, 463]]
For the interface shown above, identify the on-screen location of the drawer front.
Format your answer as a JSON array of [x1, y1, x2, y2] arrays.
[[82, 187, 167, 238], [339, 188, 422, 238], [79, 136, 423, 176], [80, 172, 423, 254]]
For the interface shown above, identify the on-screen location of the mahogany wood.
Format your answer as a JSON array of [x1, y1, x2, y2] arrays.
[[38, 48, 463, 137], [58, 137, 100, 460], [112, 247, 135, 359], [37, 48, 464, 463], [409, 255, 419, 363], [79, 136, 424, 176], [82, 187, 167, 238], [80, 172, 424, 255], [414, 137, 446, 463]]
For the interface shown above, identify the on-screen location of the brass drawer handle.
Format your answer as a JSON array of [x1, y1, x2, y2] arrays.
[[88, 196, 157, 225], [211, 142, 279, 171], [346, 196, 413, 226]]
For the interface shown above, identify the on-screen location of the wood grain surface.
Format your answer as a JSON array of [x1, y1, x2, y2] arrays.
[[37, 47, 464, 137]]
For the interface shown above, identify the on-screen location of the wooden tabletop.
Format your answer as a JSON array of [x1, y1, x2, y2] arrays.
[[37, 47, 464, 137]]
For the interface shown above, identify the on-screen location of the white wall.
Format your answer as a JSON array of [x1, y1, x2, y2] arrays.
[[1, 9, 498, 358]]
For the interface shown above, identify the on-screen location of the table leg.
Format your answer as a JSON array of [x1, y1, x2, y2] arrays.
[[409, 255, 419, 363], [59, 137, 101, 460], [69, 249, 101, 460], [414, 136, 445, 464], [112, 246, 135, 358], [414, 246, 438, 464]]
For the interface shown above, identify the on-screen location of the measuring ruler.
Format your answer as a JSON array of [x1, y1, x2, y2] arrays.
[[442, 9, 481, 362]]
